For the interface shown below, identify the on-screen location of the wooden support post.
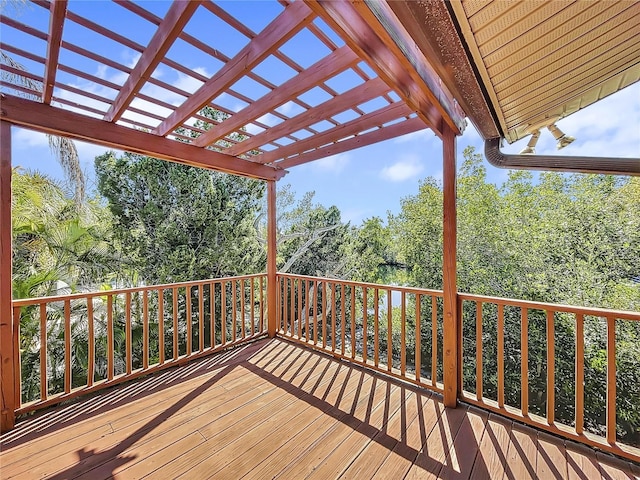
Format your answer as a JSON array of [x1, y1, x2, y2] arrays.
[[267, 180, 277, 338], [442, 125, 458, 408], [0, 122, 15, 432]]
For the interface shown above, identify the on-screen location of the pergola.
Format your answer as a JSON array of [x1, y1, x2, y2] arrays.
[[1, 0, 639, 464]]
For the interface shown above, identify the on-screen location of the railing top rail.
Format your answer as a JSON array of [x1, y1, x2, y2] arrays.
[[458, 292, 640, 321], [11, 273, 267, 307], [276, 272, 444, 296]]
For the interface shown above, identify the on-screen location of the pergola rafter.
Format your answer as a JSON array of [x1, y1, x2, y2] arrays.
[[42, 0, 66, 104], [103, 0, 200, 123], [0, 0, 466, 171]]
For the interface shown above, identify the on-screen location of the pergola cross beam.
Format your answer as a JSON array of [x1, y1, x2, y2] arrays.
[[152, 1, 315, 138]]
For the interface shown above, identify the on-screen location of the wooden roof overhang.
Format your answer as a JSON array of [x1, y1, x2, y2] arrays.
[[389, 0, 640, 145], [0, 0, 467, 182]]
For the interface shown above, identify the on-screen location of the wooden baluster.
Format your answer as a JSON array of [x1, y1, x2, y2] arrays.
[[232, 280, 237, 343], [64, 299, 72, 393], [186, 287, 192, 355], [431, 295, 437, 387], [476, 302, 483, 401], [606, 316, 616, 444], [40, 303, 48, 398], [305, 280, 311, 342], [143, 290, 149, 369], [400, 291, 406, 376], [290, 278, 296, 336], [298, 278, 303, 339], [497, 303, 504, 408], [313, 281, 318, 345], [13, 308, 20, 407], [107, 294, 114, 380], [363, 287, 368, 365], [547, 310, 555, 424], [125, 292, 132, 374], [321, 282, 327, 349], [521, 308, 528, 416], [221, 283, 226, 345], [575, 313, 584, 434], [250, 278, 255, 336], [87, 298, 94, 387], [415, 294, 420, 382], [259, 276, 264, 333], [387, 288, 392, 372], [350, 285, 356, 358], [158, 289, 164, 364], [172, 287, 178, 360], [331, 283, 337, 352], [240, 279, 246, 339], [210, 283, 216, 348], [341, 284, 346, 355], [198, 284, 204, 350], [374, 289, 379, 367]]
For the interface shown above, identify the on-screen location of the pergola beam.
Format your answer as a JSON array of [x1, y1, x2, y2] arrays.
[[42, 0, 67, 104], [194, 45, 359, 148], [278, 116, 426, 169], [225, 77, 390, 157], [305, 0, 464, 139], [104, 0, 201, 123], [152, 1, 315, 137], [0, 95, 286, 181], [258, 101, 413, 165]]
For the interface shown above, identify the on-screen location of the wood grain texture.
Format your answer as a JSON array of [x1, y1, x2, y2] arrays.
[[442, 124, 458, 407], [0, 122, 15, 432], [1, 338, 636, 479]]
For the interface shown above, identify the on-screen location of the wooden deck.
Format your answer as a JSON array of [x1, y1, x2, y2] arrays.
[[1, 338, 638, 480]]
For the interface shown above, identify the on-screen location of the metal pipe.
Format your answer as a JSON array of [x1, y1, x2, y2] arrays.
[[484, 137, 640, 176]]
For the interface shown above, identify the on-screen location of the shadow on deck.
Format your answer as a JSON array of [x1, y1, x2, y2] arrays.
[[1, 338, 638, 479]]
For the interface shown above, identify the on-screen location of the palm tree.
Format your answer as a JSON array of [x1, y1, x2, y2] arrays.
[[1, 47, 85, 202]]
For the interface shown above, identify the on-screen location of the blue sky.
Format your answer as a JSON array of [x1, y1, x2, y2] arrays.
[[5, 1, 640, 225]]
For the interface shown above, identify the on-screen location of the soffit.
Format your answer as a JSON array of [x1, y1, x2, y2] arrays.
[[448, 0, 640, 143]]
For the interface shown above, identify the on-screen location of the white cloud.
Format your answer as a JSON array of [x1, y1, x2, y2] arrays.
[[380, 154, 424, 182], [311, 153, 350, 173], [503, 83, 640, 158], [14, 129, 49, 148]]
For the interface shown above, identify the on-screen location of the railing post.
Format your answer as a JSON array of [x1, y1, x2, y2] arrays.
[[267, 180, 277, 337], [442, 125, 458, 408], [0, 121, 16, 432]]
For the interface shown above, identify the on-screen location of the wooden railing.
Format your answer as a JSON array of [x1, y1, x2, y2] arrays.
[[10, 274, 267, 413], [276, 273, 445, 392], [8, 271, 640, 462], [458, 293, 640, 460]]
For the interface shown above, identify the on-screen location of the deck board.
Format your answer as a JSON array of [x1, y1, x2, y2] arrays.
[[1, 338, 638, 480]]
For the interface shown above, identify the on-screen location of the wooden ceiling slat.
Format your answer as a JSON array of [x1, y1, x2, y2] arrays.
[[278, 116, 425, 169], [104, 0, 201, 123], [42, 0, 67, 104], [258, 101, 412, 165], [225, 77, 390, 157], [153, 1, 315, 137], [0, 94, 285, 180], [194, 45, 359, 148]]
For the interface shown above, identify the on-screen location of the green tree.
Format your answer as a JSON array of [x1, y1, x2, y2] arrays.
[[95, 152, 265, 284]]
